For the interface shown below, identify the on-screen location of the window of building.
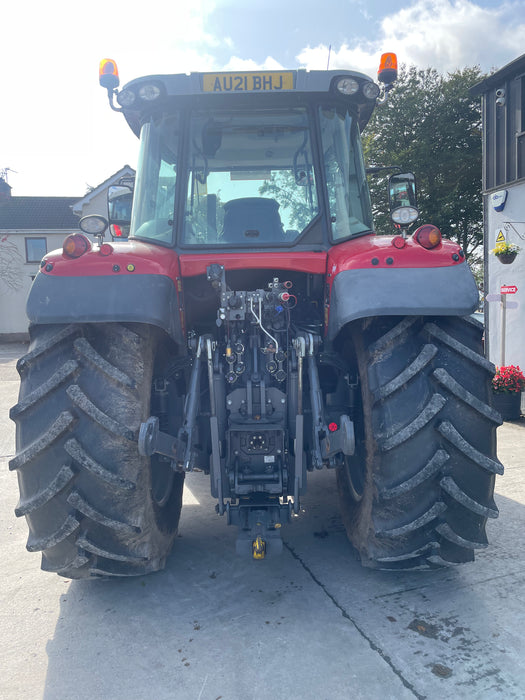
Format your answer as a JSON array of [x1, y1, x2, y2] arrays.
[[25, 237, 47, 263]]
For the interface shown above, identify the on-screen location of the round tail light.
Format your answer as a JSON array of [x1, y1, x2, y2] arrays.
[[63, 233, 91, 258], [413, 224, 442, 250]]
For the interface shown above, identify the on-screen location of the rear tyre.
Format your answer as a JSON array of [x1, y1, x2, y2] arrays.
[[9, 323, 184, 578], [337, 315, 503, 569]]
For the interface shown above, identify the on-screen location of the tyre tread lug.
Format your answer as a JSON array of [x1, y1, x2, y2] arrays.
[[77, 535, 147, 562], [26, 514, 80, 552], [424, 322, 495, 373], [376, 501, 446, 537], [380, 393, 446, 451], [66, 384, 135, 441], [433, 367, 502, 424], [64, 438, 135, 490], [9, 411, 76, 471], [15, 464, 76, 516], [74, 337, 135, 389], [67, 490, 140, 534], [379, 449, 449, 499], [440, 475, 499, 518], [16, 325, 80, 374], [373, 344, 438, 402], [436, 522, 489, 549], [10, 360, 78, 418], [438, 420, 504, 475]]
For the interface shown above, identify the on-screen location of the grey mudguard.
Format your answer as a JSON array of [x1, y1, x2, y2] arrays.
[[327, 262, 479, 340], [27, 273, 183, 344]]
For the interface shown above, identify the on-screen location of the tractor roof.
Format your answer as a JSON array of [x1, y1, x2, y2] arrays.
[[118, 69, 379, 134]]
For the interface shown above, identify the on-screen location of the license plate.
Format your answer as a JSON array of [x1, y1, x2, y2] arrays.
[[203, 72, 294, 93]]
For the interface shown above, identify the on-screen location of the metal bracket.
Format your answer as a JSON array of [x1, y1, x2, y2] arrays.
[[227, 501, 291, 557], [321, 414, 355, 459], [138, 416, 184, 467]]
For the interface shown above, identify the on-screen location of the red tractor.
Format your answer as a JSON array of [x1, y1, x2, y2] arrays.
[[10, 55, 502, 578]]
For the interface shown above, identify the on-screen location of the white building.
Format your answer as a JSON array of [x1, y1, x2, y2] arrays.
[[471, 54, 525, 371], [0, 166, 135, 340], [0, 188, 81, 340]]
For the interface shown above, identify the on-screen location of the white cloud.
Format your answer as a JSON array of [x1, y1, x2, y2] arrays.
[[0, 0, 221, 196], [222, 56, 285, 71], [3, 0, 524, 197], [297, 0, 525, 75]]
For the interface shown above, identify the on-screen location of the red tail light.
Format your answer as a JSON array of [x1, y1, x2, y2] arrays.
[[413, 224, 442, 250], [63, 233, 91, 258], [99, 243, 114, 256]]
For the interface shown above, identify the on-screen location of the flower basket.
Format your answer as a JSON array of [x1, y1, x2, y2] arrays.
[[497, 252, 517, 264], [492, 365, 525, 420], [491, 391, 521, 420], [492, 242, 519, 264]]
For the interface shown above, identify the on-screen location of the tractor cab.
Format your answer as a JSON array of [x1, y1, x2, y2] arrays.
[[99, 58, 398, 252]]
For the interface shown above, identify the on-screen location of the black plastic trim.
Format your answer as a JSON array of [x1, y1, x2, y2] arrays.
[[27, 273, 183, 345], [327, 263, 479, 340]]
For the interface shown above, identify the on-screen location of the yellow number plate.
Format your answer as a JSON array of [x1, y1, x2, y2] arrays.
[[203, 72, 294, 93]]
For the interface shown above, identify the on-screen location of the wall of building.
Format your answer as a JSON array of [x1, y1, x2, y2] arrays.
[[0, 231, 67, 339], [74, 187, 111, 219], [485, 182, 525, 369]]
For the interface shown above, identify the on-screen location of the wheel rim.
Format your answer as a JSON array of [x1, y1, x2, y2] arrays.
[[150, 456, 175, 507], [342, 454, 365, 502]]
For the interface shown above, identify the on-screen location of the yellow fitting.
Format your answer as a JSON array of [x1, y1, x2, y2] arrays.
[[252, 535, 266, 559]]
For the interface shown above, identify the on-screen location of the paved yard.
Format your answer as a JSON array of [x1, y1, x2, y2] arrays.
[[1, 341, 524, 700]]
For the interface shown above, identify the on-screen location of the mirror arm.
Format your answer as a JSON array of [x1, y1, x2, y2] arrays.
[[106, 87, 124, 113], [376, 83, 395, 105]]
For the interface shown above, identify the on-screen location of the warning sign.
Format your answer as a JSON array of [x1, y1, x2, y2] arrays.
[[496, 229, 506, 243]]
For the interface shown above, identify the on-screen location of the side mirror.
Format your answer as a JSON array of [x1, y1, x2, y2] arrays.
[[108, 184, 133, 239], [388, 172, 419, 228]]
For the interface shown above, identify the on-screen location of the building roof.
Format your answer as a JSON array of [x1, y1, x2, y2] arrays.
[[0, 197, 81, 230], [470, 53, 525, 96]]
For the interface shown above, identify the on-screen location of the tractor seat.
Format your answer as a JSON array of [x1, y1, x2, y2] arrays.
[[222, 198, 285, 243]]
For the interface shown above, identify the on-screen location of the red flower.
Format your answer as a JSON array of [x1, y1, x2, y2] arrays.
[[492, 365, 525, 393]]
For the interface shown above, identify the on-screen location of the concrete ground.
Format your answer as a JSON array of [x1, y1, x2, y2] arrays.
[[1, 341, 524, 700]]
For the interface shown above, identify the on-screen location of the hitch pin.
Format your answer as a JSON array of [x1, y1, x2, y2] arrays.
[[252, 535, 266, 560]]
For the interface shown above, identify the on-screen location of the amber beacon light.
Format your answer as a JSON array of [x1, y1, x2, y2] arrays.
[[378, 53, 398, 84], [99, 59, 120, 90]]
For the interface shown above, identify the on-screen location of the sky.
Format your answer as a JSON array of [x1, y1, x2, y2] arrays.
[[1, 0, 524, 197]]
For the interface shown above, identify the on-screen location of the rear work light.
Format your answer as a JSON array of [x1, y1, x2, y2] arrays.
[[138, 84, 162, 101], [391, 206, 418, 226], [413, 224, 442, 250], [362, 81, 381, 100], [63, 233, 91, 259], [116, 89, 136, 108], [335, 77, 359, 95]]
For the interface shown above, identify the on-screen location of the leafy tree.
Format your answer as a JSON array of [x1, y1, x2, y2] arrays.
[[363, 65, 486, 261], [259, 171, 317, 231]]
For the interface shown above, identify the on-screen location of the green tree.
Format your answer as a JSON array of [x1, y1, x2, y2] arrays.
[[363, 65, 485, 261], [259, 171, 317, 231]]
